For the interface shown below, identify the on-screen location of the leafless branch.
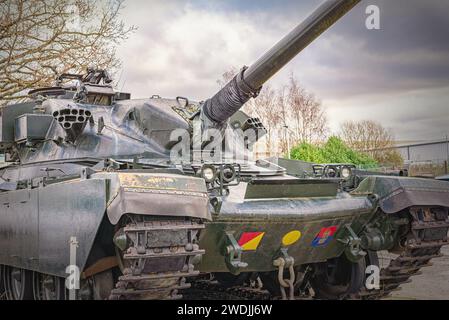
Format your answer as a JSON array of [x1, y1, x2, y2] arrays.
[[0, 0, 136, 103], [340, 120, 403, 166], [218, 69, 329, 157]]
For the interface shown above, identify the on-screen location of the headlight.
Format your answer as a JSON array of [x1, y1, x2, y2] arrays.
[[201, 165, 216, 183], [341, 166, 352, 179], [221, 165, 236, 183], [327, 167, 337, 178]]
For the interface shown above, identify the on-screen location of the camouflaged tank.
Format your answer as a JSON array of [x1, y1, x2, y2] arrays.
[[1, 0, 449, 300]]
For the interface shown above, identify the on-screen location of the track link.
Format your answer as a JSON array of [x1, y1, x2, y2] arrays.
[[110, 217, 204, 300], [184, 280, 273, 300], [356, 207, 449, 300]]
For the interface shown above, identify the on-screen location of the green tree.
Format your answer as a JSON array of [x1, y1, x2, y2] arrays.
[[290, 142, 324, 163], [290, 136, 378, 168]]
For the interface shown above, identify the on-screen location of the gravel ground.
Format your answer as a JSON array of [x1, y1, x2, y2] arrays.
[[386, 246, 449, 300]]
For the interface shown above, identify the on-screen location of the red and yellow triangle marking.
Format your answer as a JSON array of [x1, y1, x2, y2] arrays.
[[238, 232, 265, 251]]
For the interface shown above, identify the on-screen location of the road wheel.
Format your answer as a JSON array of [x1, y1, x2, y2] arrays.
[[259, 271, 284, 297], [214, 272, 250, 288], [3, 266, 33, 300], [33, 272, 66, 300], [310, 254, 366, 299], [0, 265, 5, 300]]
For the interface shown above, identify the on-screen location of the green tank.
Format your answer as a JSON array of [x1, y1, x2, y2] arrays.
[[1, 0, 449, 300]]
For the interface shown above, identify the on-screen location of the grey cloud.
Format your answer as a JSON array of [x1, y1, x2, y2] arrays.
[[115, 0, 449, 141]]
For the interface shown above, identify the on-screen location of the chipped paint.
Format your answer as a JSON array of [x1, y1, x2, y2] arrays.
[[117, 173, 207, 193]]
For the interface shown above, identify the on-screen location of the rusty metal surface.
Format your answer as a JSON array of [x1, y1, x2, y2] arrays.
[[110, 216, 204, 300], [106, 172, 210, 224], [81, 256, 118, 279]]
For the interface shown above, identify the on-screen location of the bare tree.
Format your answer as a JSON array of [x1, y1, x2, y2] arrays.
[[277, 86, 294, 155], [0, 0, 135, 103], [286, 75, 328, 144], [217, 69, 329, 157], [216, 66, 238, 88], [341, 120, 393, 153], [245, 85, 282, 155], [341, 120, 403, 166]]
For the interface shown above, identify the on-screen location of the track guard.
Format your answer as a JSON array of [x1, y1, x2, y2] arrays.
[[351, 176, 449, 213], [106, 172, 211, 225]]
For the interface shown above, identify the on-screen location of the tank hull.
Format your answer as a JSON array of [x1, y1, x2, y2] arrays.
[[199, 194, 375, 272], [1, 167, 449, 299]]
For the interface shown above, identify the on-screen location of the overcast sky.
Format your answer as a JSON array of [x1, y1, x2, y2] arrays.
[[115, 0, 449, 142]]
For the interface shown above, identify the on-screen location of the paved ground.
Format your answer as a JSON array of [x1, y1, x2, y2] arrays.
[[386, 246, 449, 300]]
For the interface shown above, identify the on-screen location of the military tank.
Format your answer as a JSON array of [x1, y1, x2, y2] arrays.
[[1, 0, 449, 300]]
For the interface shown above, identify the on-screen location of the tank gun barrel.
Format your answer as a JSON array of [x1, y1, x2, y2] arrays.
[[202, 0, 360, 124]]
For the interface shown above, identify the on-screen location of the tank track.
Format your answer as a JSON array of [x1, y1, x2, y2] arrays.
[[109, 217, 205, 300], [183, 280, 272, 300], [355, 207, 449, 300]]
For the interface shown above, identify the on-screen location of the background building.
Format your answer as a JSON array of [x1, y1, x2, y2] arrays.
[[396, 139, 449, 164]]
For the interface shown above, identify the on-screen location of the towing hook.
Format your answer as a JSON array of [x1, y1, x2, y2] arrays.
[[337, 224, 366, 262], [223, 232, 248, 274], [273, 249, 295, 300]]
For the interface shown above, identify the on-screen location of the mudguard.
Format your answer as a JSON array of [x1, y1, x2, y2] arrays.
[[351, 176, 449, 213], [105, 172, 211, 225]]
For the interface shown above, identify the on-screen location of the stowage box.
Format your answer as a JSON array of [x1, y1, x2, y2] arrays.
[[14, 114, 54, 143]]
